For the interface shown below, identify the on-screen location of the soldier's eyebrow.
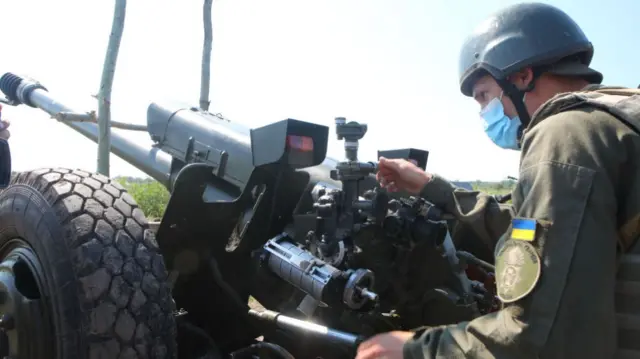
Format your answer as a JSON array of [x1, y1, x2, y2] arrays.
[[472, 82, 487, 98], [473, 89, 486, 102]]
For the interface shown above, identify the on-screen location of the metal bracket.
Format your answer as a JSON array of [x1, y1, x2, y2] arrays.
[[54, 111, 148, 131]]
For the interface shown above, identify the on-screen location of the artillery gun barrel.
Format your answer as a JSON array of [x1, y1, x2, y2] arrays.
[[0, 72, 388, 197], [0, 73, 172, 186]]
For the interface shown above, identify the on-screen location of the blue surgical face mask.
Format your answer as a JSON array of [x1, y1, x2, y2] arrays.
[[479, 92, 524, 150]]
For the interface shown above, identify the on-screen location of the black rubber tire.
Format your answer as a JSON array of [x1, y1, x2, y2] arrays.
[[1, 168, 177, 358]]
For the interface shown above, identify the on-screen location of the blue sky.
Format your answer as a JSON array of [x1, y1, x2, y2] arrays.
[[0, 0, 636, 181]]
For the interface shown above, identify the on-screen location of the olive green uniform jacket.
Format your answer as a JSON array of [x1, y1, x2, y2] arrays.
[[403, 86, 640, 359]]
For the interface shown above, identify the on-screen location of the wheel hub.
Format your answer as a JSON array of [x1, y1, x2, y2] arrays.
[[0, 240, 54, 358]]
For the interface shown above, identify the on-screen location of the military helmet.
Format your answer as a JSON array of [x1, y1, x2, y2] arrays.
[[458, 2, 602, 98]]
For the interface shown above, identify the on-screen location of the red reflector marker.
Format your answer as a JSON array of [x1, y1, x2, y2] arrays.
[[286, 135, 314, 152]]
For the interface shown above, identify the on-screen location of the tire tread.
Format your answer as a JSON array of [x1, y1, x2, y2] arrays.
[[11, 168, 177, 359]]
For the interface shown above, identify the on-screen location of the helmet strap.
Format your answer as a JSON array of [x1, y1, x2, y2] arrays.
[[496, 68, 545, 147]]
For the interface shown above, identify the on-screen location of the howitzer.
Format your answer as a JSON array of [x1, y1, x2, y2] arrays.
[[0, 72, 499, 359]]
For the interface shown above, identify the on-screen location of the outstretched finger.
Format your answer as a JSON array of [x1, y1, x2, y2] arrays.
[[355, 335, 385, 359], [380, 180, 398, 191], [377, 164, 395, 176], [357, 337, 375, 352], [378, 157, 401, 171], [380, 174, 398, 186], [355, 345, 383, 359], [377, 170, 394, 181]]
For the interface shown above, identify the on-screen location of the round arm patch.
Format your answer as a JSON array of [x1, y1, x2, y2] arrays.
[[495, 239, 542, 303]]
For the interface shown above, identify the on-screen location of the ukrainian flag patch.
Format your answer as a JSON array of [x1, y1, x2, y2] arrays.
[[510, 218, 537, 241]]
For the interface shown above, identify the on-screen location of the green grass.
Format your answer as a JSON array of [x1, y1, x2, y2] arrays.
[[115, 177, 170, 221]]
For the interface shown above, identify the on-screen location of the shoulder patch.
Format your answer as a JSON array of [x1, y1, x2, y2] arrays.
[[495, 239, 541, 303], [510, 217, 537, 241]]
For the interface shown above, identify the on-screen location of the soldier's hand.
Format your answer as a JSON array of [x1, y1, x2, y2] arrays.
[[0, 120, 11, 141], [355, 331, 414, 359], [376, 157, 431, 194], [0, 105, 10, 141]]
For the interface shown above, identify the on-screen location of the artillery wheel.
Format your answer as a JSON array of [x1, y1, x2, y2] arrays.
[[0, 168, 177, 358]]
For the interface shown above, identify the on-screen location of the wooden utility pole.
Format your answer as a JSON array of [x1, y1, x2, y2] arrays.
[[200, 0, 213, 111], [97, 0, 127, 176]]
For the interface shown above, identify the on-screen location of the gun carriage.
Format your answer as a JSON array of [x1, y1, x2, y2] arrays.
[[0, 73, 498, 359]]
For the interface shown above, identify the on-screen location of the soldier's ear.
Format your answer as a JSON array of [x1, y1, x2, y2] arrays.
[[508, 68, 534, 91]]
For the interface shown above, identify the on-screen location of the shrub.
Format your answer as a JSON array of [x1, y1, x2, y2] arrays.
[[116, 177, 169, 220]]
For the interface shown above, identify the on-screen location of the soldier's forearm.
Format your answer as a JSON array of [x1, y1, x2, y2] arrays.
[[419, 174, 514, 249], [402, 310, 538, 359]]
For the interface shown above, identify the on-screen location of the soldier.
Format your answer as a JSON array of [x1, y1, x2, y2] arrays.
[[356, 2, 640, 359]]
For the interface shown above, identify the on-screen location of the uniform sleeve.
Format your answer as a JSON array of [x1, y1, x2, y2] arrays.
[[419, 174, 514, 250], [404, 108, 627, 359]]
